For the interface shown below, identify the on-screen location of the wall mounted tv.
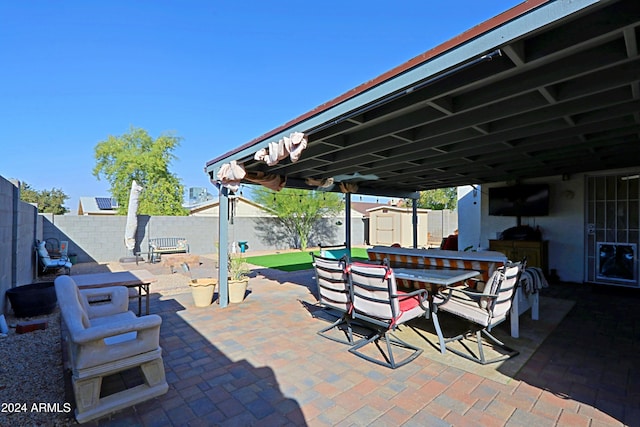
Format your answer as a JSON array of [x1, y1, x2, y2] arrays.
[[488, 184, 550, 217]]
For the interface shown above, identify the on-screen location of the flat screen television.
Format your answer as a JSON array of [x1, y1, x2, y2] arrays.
[[488, 184, 550, 217]]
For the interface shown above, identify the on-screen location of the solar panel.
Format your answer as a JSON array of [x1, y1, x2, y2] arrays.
[[95, 197, 118, 210]]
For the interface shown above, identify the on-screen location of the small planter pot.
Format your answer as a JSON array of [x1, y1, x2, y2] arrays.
[[228, 279, 248, 303], [6, 282, 57, 317], [190, 278, 217, 307]]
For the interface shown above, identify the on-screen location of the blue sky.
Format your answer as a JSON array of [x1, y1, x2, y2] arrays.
[[1, 1, 523, 211]]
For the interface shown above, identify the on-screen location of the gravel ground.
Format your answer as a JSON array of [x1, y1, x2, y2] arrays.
[[0, 310, 76, 426]]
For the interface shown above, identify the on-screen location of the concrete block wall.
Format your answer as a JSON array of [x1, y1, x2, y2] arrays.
[[16, 199, 39, 283], [143, 216, 219, 257], [1, 177, 40, 314], [2, 171, 368, 314], [44, 215, 131, 263], [37, 213, 365, 263], [0, 178, 15, 315]]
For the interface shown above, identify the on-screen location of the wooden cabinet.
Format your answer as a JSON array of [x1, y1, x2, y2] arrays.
[[489, 240, 548, 273]]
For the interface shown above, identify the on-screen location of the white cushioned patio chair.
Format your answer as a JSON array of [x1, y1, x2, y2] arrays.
[[431, 259, 526, 365], [36, 240, 72, 275], [347, 262, 429, 369], [311, 253, 356, 345]]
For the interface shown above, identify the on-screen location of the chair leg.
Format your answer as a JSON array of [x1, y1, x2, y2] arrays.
[[431, 311, 447, 354], [73, 375, 102, 414], [432, 320, 519, 365], [349, 329, 423, 369], [478, 329, 519, 364], [317, 314, 355, 345]]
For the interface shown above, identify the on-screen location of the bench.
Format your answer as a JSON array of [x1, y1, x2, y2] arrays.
[[367, 245, 540, 338], [148, 237, 189, 263], [54, 276, 168, 423]]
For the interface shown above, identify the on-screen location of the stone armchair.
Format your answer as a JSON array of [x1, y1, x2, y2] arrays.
[[54, 275, 168, 424]]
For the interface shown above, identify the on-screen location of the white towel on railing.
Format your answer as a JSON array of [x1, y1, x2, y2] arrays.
[[519, 267, 549, 294]]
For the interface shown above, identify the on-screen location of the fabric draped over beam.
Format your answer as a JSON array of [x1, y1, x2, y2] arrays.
[[217, 160, 246, 193], [339, 182, 358, 193], [254, 132, 307, 166], [245, 171, 286, 192], [304, 177, 358, 193], [216, 132, 307, 192], [305, 177, 334, 188]]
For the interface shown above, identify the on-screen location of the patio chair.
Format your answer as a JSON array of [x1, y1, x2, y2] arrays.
[[311, 253, 355, 345], [347, 262, 430, 369], [431, 259, 526, 365], [54, 275, 168, 423], [36, 240, 72, 275], [318, 242, 350, 260], [45, 237, 61, 258]]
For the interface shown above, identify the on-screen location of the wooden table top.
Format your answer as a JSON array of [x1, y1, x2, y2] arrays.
[[72, 270, 157, 288]]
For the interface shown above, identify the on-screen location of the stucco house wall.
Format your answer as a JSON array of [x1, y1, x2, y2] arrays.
[[458, 167, 639, 285]]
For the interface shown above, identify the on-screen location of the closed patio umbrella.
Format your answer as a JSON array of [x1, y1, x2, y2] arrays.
[[122, 180, 143, 261]]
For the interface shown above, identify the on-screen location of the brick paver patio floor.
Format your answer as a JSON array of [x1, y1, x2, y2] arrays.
[[73, 258, 638, 426]]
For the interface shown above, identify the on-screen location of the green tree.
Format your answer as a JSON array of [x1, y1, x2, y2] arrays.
[[93, 127, 187, 216], [416, 187, 457, 210], [19, 182, 69, 214], [252, 187, 343, 250]]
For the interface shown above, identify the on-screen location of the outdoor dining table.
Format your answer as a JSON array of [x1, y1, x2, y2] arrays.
[[392, 268, 481, 339], [72, 270, 156, 316], [392, 267, 481, 290]]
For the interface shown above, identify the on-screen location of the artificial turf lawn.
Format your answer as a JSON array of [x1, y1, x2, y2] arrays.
[[245, 247, 369, 271]]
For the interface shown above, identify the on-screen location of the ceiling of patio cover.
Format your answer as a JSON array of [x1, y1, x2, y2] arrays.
[[205, 0, 640, 198]]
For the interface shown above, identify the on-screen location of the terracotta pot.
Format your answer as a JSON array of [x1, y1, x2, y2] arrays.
[[190, 278, 217, 307], [228, 279, 248, 303]]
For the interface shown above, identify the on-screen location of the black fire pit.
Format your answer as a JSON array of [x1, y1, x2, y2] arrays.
[[6, 282, 57, 318]]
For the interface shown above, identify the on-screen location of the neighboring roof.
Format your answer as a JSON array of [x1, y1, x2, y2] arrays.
[[188, 195, 269, 215], [78, 197, 118, 215], [205, 0, 640, 197], [367, 205, 431, 214], [350, 201, 388, 216]]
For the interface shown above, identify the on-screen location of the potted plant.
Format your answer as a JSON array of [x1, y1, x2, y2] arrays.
[[228, 255, 250, 303], [183, 263, 217, 307]]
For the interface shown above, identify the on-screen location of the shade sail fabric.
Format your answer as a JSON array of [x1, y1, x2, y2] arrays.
[[124, 180, 143, 251], [217, 160, 246, 192], [254, 132, 307, 166], [245, 171, 286, 192], [283, 132, 307, 162], [339, 182, 358, 193]]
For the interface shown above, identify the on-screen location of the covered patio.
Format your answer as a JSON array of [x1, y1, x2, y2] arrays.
[[40, 258, 640, 426], [205, 0, 640, 305]]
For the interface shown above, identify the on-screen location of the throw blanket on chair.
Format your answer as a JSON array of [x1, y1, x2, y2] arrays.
[[519, 267, 549, 294]]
